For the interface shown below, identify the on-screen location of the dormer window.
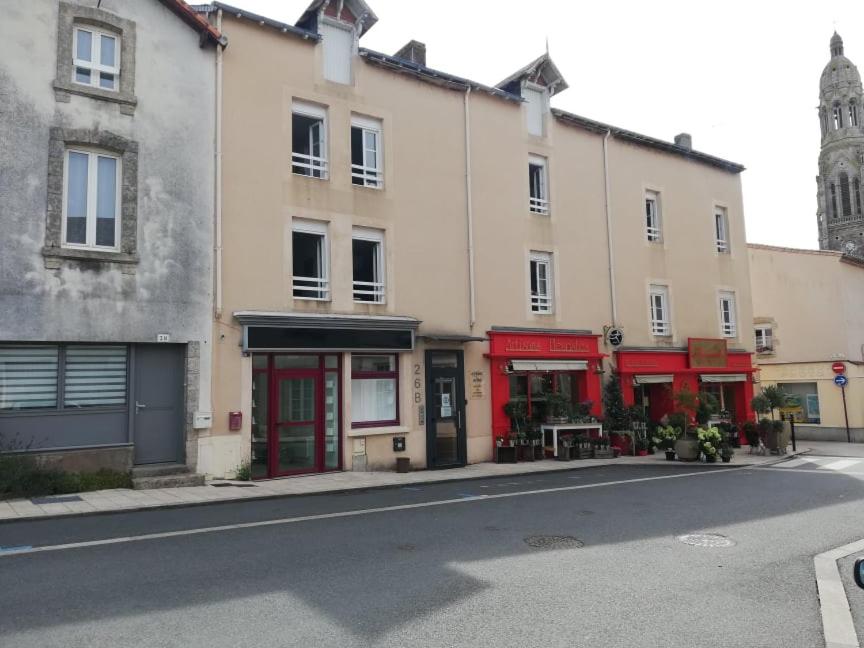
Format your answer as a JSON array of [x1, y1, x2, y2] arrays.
[[523, 84, 547, 137], [320, 18, 354, 84]]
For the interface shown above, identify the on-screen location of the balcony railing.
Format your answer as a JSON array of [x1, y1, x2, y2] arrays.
[[531, 293, 552, 313], [651, 321, 670, 336], [529, 196, 550, 215], [351, 164, 383, 188], [353, 280, 385, 303], [292, 276, 330, 300], [646, 226, 661, 241], [292, 152, 328, 179]]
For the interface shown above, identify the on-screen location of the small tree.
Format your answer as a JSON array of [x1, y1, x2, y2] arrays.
[[751, 393, 770, 419], [759, 385, 789, 421], [603, 374, 630, 431]]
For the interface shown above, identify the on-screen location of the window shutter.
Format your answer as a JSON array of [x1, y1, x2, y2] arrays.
[[320, 21, 353, 84], [0, 346, 59, 410], [524, 87, 546, 136], [63, 346, 128, 407]]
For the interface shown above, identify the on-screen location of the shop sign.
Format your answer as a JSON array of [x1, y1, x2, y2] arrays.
[[688, 338, 728, 369], [499, 335, 592, 355]]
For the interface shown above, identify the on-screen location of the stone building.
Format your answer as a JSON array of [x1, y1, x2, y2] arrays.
[[0, 1, 223, 480], [817, 33, 864, 254]]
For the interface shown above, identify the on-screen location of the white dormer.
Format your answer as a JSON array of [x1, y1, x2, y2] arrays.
[[296, 0, 378, 85], [496, 54, 568, 137]]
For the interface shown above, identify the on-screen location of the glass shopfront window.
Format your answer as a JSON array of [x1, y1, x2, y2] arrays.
[[509, 371, 579, 424]]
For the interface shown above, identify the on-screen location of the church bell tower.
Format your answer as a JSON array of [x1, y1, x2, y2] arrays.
[[817, 33, 864, 254]]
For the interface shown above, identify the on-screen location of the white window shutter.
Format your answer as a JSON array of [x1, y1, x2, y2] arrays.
[[524, 87, 546, 136], [320, 21, 353, 84]]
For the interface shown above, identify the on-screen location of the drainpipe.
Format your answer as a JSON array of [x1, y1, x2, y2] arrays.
[[214, 8, 224, 319], [464, 86, 476, 330], [603, 129, 617, 326]]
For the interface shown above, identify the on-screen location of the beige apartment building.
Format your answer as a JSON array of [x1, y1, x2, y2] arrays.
[[195, 0, 756, 479], [749, 244, 864, 441]]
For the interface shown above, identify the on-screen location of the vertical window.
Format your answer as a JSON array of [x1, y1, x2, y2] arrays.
[[714, 207, 729, 253], [645, 191, 661, 241], [523, 85, 547, 136], [840, 173, 852, 217], [850, 102, 859, 127], [528, 155, 549, 214], [292, 219, 329, 300], [320, 20, 353, 84], [63, 149, 120, 250], [292, 100, 328, 179], [351, 355, 398, 427], [351, 116, 382, 188], [755, 326, 773, 353], [830, 183, 838, 218], [833, 105, 844, 130], [854, 178, 862, 215], [352, 227, 385, 303], [719, 291, 737, 338], [649, 285, 670, 336], [72, 27, 119, 91], [529, 251, 553, 314]]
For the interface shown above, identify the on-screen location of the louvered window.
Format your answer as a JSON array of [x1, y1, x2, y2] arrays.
[[63, 346, 128, 408], [0, 345, 128, 411]]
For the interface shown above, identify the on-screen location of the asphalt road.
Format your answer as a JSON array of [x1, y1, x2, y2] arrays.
[[1, 459, 863, 648]]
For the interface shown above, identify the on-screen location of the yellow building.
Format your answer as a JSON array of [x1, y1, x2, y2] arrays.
[[194, 0, 754, 478], [749, 244, 864, 442]]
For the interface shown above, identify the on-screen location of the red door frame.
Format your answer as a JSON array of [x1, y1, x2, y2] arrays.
[[259, 353, 342, 479]]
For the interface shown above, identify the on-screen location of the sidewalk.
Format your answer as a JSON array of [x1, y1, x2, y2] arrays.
[[0, 446, 810, 523]]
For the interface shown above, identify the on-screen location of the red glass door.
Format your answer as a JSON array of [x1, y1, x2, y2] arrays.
[[271, 371, 320, 477]]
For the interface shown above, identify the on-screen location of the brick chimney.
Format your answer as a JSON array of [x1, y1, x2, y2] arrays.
[[394, 40, 426, 67], [674, 133, 692, 150]]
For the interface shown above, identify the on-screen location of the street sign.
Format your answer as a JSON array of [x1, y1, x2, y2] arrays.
[[832, 362, 846, 374], [834, 374, 849, 387]]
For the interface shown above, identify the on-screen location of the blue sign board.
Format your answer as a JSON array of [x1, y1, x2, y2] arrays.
[[834, 374, 849, 387]]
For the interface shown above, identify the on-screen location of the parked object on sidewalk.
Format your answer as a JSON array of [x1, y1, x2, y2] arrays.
[[495, 445, 517, 464], [675, 435, 700, 461], [396, 457, 411, 473]]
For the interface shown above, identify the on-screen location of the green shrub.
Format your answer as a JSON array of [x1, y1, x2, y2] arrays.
[[0, 454, 131, 499], [235, 460, 252, 481]]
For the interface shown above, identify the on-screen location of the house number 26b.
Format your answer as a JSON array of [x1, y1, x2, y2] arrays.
[[414, 363, 422, 403]]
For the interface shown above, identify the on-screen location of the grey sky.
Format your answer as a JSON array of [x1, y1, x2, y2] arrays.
[[223, 0, 864, 250]]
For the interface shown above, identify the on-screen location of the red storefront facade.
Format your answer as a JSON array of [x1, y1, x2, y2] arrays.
[[616, 339, 756, 427], [487, 330, 606, 444]]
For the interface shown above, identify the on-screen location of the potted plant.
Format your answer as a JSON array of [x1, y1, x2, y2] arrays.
[[696, 426, 723, 463], [528, 426, 545, 460], [756, 417, 772, 454], [766, 419, 788, 454], [653, 425, 680, 460], [544, 392, 571, 425], [593, 436, 614, 459], [557, 434, 574, 461], [720, 443, 734, 463], [603, 374, 633, 454], [742, 420, 759, 453]]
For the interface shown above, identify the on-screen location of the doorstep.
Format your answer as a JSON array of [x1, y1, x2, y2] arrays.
[[0, 447, 810, 523]]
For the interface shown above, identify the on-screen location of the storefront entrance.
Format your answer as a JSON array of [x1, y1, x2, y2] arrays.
[[425, 350, 467, 468], [251, 354, 341, 479]]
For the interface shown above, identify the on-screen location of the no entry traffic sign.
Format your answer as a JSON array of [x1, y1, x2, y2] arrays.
[[832, 362, 847, 374]]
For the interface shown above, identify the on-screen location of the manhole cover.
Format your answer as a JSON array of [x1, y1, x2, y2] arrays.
[[524, 535, 584, 550], [677, 533, 735, 548]]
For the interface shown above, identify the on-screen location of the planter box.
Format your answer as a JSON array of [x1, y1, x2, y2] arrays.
[[572, 446, 594, 460], [495, 446, 517, 464], [517, 445, 535, 462], [557, 446, 574, 461], [533, 444, 545, 460], [593, 448, 614, 459]]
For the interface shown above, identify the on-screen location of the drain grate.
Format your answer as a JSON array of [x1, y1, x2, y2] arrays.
[[524, 535, 584, 550], [677, 533, 735, 548]]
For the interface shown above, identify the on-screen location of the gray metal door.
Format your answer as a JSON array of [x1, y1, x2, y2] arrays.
[[133, 345, 185, 465]]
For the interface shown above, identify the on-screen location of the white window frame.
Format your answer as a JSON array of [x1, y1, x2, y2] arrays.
[[292, 219, 330, 301], [352, 227, 385, 304], [528, 155, 549, 215], [320, 17, 354, 85], [649, 284, 670, 336], [719, 291, 737, 338], [61, 148, 121, 252], [714, 207, 730, 253], [351, 115, 383, 188], [529, 251, 554, 314], [523, 82, 548, 137], [755, 326, 773, 353], [292, 100, 328, 179], [645, 190, 662, 242], [72, 26, 120, 91]]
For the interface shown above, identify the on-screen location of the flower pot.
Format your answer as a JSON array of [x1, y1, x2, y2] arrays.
[[721, 455, 732, 463], [674, 439, 700, 461], [705, 454, 717, 463], [664, 450, 676, 461], [637, 449, 648, 457]]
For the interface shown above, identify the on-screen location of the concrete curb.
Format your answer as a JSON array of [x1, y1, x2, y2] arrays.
[[815, 538, 864, 648], [0, 449, 808, 526]]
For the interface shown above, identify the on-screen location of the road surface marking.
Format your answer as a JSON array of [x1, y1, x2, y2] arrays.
[[814, 538, 864, 648], [0, 466, 753, 558], [822, 459, 861, 472]]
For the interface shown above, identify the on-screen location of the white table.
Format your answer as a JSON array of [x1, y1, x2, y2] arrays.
[[541, 423, 604, 458]]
